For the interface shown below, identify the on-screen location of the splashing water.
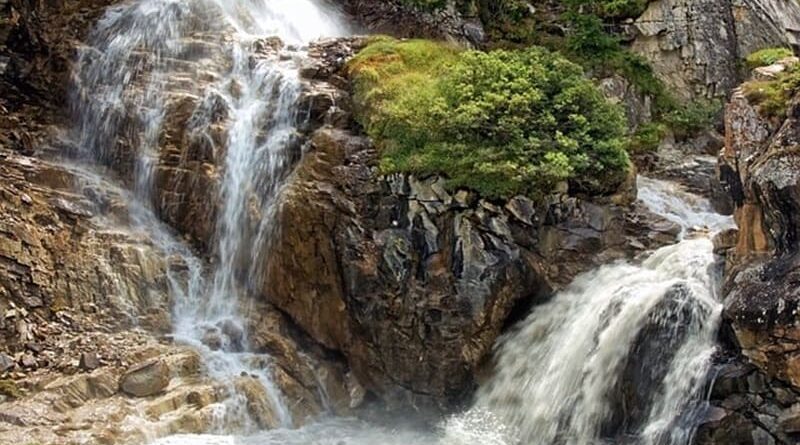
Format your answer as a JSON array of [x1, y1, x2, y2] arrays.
[[466, 177, 735, 445], [72, 0, 349, 434]]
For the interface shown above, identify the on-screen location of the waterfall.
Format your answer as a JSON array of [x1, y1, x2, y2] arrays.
[[468, 177, 734, 445], [69, 0, 737, 442], [71, 0, 349, 434]]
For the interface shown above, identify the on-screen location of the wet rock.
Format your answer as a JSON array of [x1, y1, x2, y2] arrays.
[[708, 65, 800, 444], [217, 319, 244, 352], [120, 359, 170, 398], [233, 377, 281, 429]]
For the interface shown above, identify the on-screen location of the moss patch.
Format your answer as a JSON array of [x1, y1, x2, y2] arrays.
[[746, 47, 794, 69], [743, 64, 800, 120], [0, 379, 22, 399]]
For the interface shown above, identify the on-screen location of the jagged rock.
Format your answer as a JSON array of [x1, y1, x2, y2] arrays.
[[599, 74, 653, 129], [718, 90, 800, 391], [120, 360, 170, 398], [707, 63, 800, 443], [261, 126, 678, 412]]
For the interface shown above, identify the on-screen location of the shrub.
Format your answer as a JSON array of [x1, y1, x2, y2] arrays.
[[349, 38, 631, 200], [662, 99, 722, 140], [628, 122, 667, 153], [746, 47, 794, 69]]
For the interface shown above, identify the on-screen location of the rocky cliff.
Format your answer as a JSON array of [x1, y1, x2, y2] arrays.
[[699, 60, 800, 444]]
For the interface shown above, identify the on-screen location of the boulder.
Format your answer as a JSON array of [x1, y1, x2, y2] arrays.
[[79, 352, 100, 371], [120, 360, 171, 398], [707, 70, 800, 443]]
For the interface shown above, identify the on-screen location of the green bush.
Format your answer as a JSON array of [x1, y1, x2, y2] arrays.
[[349, 38, 631, 200], [662, 99, 722, 140], [746, 47, 794, 69], [628, 122, 667, 153]]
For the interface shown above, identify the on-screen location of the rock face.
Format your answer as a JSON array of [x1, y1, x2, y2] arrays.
[[631, 0, 800, 100], [261, 122, 678, 411], [0, 152, 175, 349], [1, 0, 117, 110], [332, 0, 484, 47], [705, 67, 800, 443]]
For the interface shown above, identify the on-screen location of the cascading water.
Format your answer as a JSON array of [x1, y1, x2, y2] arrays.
[[69, 0, 738, 442], [71, 0, 349, 435], [470, 177, 734, 445]]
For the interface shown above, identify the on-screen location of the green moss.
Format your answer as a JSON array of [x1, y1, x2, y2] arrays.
[[0, 379, 21, 399], [349, 38, 631, 200], [746, 47, 794, 69], [743, 65, 800, 119]]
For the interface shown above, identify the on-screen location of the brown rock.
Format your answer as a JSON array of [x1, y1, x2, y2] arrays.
[[120, 360, 170, 398], [261, 127, 678, 411], [79, 352, 99, 371]]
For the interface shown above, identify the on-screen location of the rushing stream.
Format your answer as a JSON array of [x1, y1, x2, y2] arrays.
[[68, 0, 736, 443]]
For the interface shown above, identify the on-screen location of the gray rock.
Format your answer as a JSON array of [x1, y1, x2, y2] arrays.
[[0, 353, 13, 373], [631, 0, 800, 100]]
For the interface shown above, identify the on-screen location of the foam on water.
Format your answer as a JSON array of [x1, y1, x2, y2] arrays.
[[462, 177, 735, 445]]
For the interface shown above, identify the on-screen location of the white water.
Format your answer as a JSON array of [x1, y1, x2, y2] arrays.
[[72, 0, 349, 435], [469, 178, 734, 445]]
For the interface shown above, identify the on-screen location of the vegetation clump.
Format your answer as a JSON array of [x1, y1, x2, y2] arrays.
[[743, 64, 800, 119], [349, 37, 630, 200], [0, 379, 21, 400], [745, 47, 794, 69]]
